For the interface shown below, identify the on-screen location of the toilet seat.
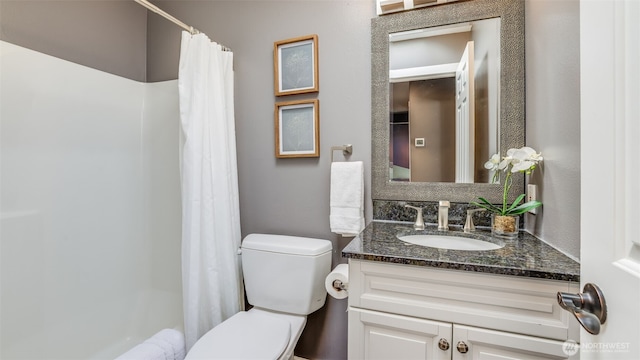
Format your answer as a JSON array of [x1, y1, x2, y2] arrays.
[[185, 310, 291, 360]]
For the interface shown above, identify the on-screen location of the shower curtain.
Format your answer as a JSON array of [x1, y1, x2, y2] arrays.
[[178, 32, 243, 350]]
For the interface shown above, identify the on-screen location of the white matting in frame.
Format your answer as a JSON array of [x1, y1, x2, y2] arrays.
[[274, 34, 319, 96], [275, 99, 319, 158]]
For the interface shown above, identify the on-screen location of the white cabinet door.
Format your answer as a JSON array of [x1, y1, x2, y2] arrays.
[[349, 308, 452, 360], [452, 325, 577, 360]]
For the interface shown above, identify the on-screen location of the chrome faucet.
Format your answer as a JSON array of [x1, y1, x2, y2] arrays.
[[405, 205, 425, 230], [464, 208, 486, 233], [438, 201, 450, 231]]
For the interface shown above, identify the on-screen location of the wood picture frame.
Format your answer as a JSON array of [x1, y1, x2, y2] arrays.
[[275, 99, 320, 158], [274, 35, 319, 96]]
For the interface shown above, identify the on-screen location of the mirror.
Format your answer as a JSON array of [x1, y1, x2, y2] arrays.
[[389, 18, 500, 183], [372, 0, 524, 203]]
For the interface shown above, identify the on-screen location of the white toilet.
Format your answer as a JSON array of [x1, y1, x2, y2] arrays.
[[185, 233, 333, 360]]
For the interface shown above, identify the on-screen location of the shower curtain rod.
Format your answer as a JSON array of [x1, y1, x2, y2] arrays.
[[134, 0, 231, 51]]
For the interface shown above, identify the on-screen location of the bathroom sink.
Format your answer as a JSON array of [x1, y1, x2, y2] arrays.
[[397, 234, 503, 251]]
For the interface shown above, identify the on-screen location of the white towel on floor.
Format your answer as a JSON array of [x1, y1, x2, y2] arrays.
[[116, 328, 186, 360], [330, 161, 365, 236]]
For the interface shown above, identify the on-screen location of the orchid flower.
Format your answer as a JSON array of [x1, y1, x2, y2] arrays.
[[471, 146, 543, 216], [484, 153, 501, 171], [510, 147, 543, 173]]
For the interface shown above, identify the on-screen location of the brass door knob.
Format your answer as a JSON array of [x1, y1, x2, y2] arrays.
[[457, 341, 469, 353], [438, 338, 450, 351]]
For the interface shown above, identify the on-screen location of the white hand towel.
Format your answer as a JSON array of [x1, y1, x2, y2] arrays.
[[330, 161, 365, 236]]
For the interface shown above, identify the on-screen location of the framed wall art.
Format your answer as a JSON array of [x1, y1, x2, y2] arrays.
[[274, 99, 319, 158], [274, 35, 319, 96]]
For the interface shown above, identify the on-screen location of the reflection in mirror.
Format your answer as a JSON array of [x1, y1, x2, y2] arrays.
[[371, 0, 524, 203], [388, 18, 500, 183]]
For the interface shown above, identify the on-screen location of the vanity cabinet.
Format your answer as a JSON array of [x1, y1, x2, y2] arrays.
[[347, 259, 580, 359]]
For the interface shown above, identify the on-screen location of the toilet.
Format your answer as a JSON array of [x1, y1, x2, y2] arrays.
[[185, 233, 333, 360]]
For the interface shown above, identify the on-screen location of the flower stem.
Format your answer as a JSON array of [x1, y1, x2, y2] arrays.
[[502, 172, 512, 215]]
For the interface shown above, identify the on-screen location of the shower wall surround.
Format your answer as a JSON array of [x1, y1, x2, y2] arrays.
[[0, 41, 182, 359]]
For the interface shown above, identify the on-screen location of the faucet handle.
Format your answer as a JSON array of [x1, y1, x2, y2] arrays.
[[464, 208, 486, 233], [405, 205, 425, 230]]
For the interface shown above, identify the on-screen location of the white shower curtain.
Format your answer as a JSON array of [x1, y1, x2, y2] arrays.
[[178, 32, 243, 350]]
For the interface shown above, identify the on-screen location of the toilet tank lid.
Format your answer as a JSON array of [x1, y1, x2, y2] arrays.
[[242, 234, 332, 256]]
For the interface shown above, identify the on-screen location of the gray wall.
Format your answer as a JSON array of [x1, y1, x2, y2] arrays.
[[524, 0, 581, 259], [145, 1, 375, 359], [0, 0, 148, 81]]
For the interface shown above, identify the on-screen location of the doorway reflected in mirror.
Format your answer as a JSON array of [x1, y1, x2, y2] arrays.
[[388, 18, 500, 184]]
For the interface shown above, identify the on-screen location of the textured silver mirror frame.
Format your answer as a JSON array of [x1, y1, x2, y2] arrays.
[[371, 0, 525, 203]]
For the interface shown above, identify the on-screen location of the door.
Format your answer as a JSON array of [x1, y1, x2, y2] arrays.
[[348, 308, 451, 360], [455, 41, 475, 183], [580, 0, 640, 359], [452, 325, 576, 360]]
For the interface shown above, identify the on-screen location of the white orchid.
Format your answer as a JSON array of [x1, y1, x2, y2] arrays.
[[509, 147, 543, 173], [484, 153, 501, 172], [472, 146, 543, 216]]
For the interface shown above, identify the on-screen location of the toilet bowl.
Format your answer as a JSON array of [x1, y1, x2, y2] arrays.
[[184, 234, 332, 360]]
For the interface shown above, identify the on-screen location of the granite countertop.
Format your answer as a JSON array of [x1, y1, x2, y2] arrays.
[[342, 221, 580, 282]]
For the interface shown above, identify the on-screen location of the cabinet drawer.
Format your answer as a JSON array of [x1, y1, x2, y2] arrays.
[[348, 259, 580, 341]]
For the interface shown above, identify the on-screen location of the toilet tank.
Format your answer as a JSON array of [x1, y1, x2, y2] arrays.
[[241, 234, 332, 315]]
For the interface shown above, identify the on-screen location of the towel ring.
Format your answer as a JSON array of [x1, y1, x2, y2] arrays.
[[331, 144, 353, 162]]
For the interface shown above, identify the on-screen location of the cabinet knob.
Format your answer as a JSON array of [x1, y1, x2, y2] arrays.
[[438, 338, 450, 351], [456, 341, 469, 353]]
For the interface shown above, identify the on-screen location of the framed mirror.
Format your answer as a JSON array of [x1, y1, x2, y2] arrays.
[[372, 0, 524, 203]]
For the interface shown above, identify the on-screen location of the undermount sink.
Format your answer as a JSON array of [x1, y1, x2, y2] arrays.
[[397, 234, 504, 251]]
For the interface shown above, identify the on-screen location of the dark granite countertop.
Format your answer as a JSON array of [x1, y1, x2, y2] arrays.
[[342, 221, 580, 282]]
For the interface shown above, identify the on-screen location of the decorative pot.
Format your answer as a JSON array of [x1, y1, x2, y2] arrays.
[[491, 214, 519, 238]]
